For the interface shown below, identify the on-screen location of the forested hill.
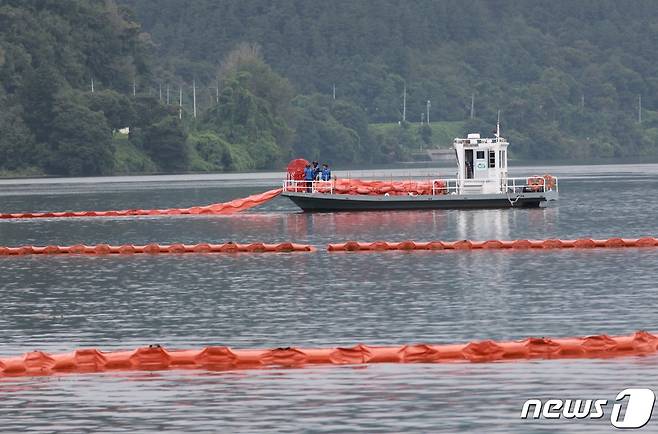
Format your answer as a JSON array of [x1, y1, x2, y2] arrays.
[[125, 0, 658, 158], [3, 1, 658, 177]]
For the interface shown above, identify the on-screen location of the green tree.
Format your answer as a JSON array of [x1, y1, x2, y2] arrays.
[[188, 130, 233, 171], [46, 98, 115, 176], [0, 101, 40, 171], [20, 64, 65, 143], [86, 90, 136, 131], [144, 115, 189, 171]]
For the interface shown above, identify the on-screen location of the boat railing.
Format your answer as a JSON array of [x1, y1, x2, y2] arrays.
[[283, 179, 334, 194], [283, 176, 558, 195], [431, 179, 459, 195], [502, 176, 559, 194]]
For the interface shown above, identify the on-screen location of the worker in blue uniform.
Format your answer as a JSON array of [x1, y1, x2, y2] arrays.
[[312, 161, 321, 180], [320, 164, 331, 181], [304, 163, 315, 192]]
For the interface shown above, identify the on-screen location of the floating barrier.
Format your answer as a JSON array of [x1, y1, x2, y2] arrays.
[[2, 237, 656, 256], [327, 237, 658, 251], [0, 188, 282, 220], [0, 241, 313, 256], [1, 331, 656, 378]]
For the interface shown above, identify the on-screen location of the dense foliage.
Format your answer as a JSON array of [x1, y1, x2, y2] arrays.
[[0, 0, 160, 175], [126, 0, 658, 160], [4, 0, 658, 176]]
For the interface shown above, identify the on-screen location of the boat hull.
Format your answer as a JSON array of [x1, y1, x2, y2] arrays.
[[282, 191, 557, 212]]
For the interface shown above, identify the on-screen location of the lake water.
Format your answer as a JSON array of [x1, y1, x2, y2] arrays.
[[1, 163, 658, 433]]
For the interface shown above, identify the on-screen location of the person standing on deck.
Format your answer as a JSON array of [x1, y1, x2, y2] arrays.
[[321, 164, 331, 181], [312, 161, 321, 180], [304, 164, 315, 192]]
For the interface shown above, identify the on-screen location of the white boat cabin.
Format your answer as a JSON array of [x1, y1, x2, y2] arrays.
[[453, 132, 508, 194]]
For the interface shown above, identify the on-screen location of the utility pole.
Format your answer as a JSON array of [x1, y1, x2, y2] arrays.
[[166, 84, 170, 105], [638, 94, 642, 123], [91, 77, 94, 93], [426, 100, 431, 125], [470, 94, 475, 119], [581, 94, 585, 112], [332, 83, 336, 100], [402, 82, 406, 122], [179, 86, 182, 120], [216, 80, 219, 104], [193, 79, 197, 118], [132, 78, 136, 97], [159, 83, 162, 102]]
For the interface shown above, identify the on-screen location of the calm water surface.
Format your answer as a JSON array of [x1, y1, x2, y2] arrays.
[[1, 164, 658, 433]]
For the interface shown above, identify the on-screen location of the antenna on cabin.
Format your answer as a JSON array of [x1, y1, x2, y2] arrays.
[[496, 110, 501, 138]]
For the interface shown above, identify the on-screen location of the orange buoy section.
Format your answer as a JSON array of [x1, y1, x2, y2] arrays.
[[0, 188, 282, 220], [327, 237, 658, 251], [0, 242, 313, 255], [1, 331, 656, 378]]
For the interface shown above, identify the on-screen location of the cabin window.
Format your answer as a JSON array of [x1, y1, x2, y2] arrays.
[[489, 151, 496, 167], [476, 151, 485, 159]]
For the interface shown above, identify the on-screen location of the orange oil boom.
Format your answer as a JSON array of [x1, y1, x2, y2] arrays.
[[327, 237, 658, 251], [0, 242, 313, 255], [0, 188, 282, 219], [1, 331, 656, 378]]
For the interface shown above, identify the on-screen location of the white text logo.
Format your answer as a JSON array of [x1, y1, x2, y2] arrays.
[[521, 388, 655, 429]]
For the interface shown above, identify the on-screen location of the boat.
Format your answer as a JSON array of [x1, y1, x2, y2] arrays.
[[281, 125, 558, 212]]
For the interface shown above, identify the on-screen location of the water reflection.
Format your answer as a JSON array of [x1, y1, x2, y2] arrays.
[[1, 164, 658, 433]]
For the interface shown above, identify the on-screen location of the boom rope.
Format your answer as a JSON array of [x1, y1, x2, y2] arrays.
[[0, 242, 313, 255], [0, 188, 282, 220], [1, 331, 656, 378]]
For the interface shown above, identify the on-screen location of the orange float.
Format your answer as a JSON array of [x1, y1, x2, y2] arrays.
[[0, 242, 314, 256], [1, 331, 656, 378], [527, 176, 545, 192], [543, 174, 557, 190], [327, 237, 658, 251], [0, 188, 282, 220]]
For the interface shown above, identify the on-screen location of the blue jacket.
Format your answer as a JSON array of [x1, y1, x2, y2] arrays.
[[304, 167, 314, 180], [321, 168, 331, 181]]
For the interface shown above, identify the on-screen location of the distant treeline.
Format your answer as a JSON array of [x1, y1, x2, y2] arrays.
[[3, 1, 658, 176]]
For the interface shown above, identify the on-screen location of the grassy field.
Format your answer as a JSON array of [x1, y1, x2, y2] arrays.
[[369, 121, 465, 148]]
